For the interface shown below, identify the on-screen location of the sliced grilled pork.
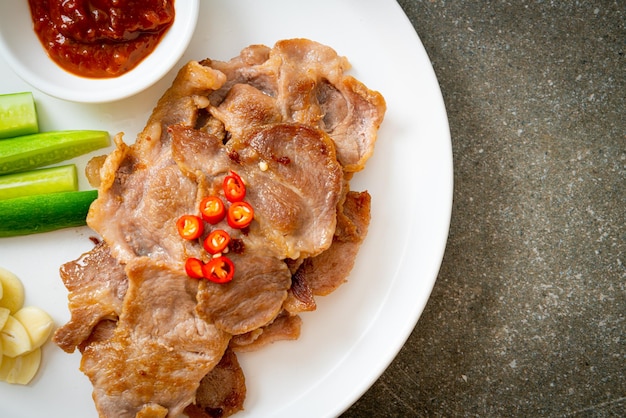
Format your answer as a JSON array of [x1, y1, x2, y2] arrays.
[[205, 38, 386, 172], [230, 311, 302, 353], [55, 39, 384, 418], [285, 190, 372, 313], [184, 349, 247, 418], [169, 123, 343, 261], [196, 253, 291, 335], [87, 61, 226, 266], [80, 258, 231, 418], [53, 242, 127, 353]]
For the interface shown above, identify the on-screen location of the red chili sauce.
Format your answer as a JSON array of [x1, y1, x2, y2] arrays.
[[28, 0, 175, 78]]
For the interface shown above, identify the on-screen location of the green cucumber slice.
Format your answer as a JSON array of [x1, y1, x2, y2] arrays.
[[0, 130, 110, 175], [0, 92, 39, 139], [0, 190, 98, 237], [0, 164, 78, 200]]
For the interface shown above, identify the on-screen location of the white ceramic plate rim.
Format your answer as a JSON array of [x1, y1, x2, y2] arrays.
[[0, 0, 199, 103], [0, 1, 452, 417]]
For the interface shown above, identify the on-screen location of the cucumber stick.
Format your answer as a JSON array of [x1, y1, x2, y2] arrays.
[[0, 130, 110, 175], [0, 92, 39, 139], [0, 190, 97, 237], [0, 164, 78, 200]]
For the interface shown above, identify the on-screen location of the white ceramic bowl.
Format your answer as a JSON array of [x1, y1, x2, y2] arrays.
[[0, 1, 199, 103]]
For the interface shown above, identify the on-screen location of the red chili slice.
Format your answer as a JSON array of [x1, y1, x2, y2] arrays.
[[227, 201, 254, 229], [203, 229, 231, 254], [184, 257, 204, 279], [201, 256, 235, 284], [199, 195, 226, 224], [176, 215, 204, 240], [223, 171, 246, 202]]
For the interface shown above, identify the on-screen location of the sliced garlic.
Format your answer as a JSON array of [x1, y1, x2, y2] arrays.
[[0, 267, 25, 314], [14, 306, 54, 349], [0, 348, 42, 385], [0, 267, 53, 385], [0, 307, 9, 330], [1, 315, 32, 358]]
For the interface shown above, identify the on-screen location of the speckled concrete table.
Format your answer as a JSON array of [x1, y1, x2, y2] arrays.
[[342, 1, 625, 417]]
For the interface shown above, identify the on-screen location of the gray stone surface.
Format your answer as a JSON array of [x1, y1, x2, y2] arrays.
[[342, 1, 625, 417]]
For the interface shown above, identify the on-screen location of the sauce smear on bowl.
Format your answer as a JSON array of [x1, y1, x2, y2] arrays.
[[28, 0, 175, 78]]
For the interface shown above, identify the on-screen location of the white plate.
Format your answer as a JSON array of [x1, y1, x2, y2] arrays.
[[0, 1, 452, 417]]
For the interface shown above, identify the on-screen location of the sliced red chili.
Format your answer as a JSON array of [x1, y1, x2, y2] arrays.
[[203, 229, 231, 254], [201, 256, 235, 284], [199, 195, 226, 224], [176, 215, 204, 240], [223, 171, 246, 202], [227, 201, 254, 229], [184, 257, 205, 279]]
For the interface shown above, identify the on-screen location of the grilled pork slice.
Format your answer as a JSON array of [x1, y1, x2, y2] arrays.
[[230, 310, 302, 353], [285, 190, 372, 313], [87, 60, 227, 266], [170, 123, 343, 261], [205, 38, 386, 172], [299, 190, 372, 296], [80, 258, 231, 418], [53, 242, 127, 353], [232, 190, 372, 349], [184, 348, 247, 418]]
